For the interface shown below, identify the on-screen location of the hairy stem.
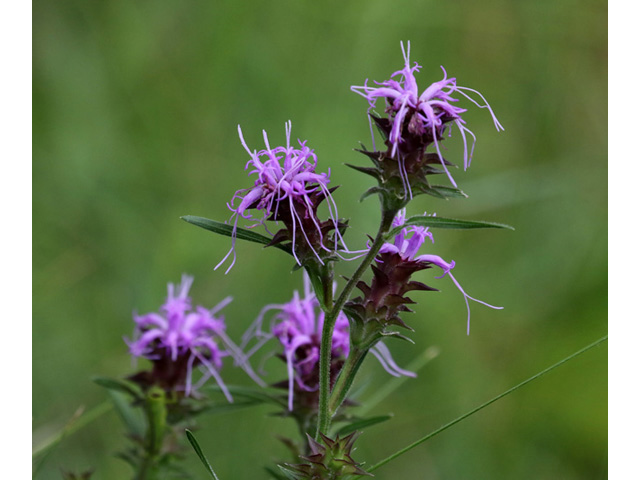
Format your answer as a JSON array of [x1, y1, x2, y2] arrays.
[[321, 263, 334, 313], [328, 347, 368, 415], [316, 209, 396, 438]]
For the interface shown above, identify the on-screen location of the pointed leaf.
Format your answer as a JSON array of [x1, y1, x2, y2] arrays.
[[264, 466, 291, 480], [379, 331, 416, 343], [277, 465, 303, 480], [418, 186, 446, 199], [424, 185, 468, 199], [423, 153, 455, 166], [185, 429, 221, 480], [336, 414, 394, 436], [345, 163, 382, 180], [114, 451, 139, 468], [181, 215, 292, 255], [355, 148, 382, 167], [370, 114, 391, 140], [359, 186, 385, 203], [387, 215, 514, 238], [92, 376, 144, 400], [107, 391, 145, 438]]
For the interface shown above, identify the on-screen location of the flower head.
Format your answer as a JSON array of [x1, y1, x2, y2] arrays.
[[243, 274, 413, 411], [352, 41, 503, 188], [216, 121, 347, 272], [127, 275, 253, 400], [348, 210, 502, 334], [379, 208, 434, 260], [388, 210, 503, 333]]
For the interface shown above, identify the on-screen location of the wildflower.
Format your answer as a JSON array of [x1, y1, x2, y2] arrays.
[[352, 41, 503, 188], [127, 275, 260, 401], [348, 210, 502, 334], [216, 121, 348, 273], [243, 274, 413, 411]]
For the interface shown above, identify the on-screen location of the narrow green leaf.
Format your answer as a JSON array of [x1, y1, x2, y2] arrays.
[[277, 465, 302, 480], [108, 390, 145, 438], [114, 451, 139, 469], [345, 163, 382, 180], [379, 331, 415, 343], [387, 215, 514, 238], [432, 186, 468, 198], [181, 215, 292, 255], [422, 185, 469, 199], [185, 429, 221, 480], [359, 186, 385, 203], [336, 414, 393, 436], [264, 466, 290, 480], [419, 187, 447, 199], [92, 376, 144, 400]]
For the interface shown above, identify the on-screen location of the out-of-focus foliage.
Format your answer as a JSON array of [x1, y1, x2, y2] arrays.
[[33, 0, 606, 478]]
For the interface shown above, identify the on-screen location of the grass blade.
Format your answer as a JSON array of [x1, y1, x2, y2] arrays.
[[92, 375, 144, 399], [185, 429, 221, 480], [33, 401, 113, 458], [368, 335, 607, 473], [336, 414, 393, 436]]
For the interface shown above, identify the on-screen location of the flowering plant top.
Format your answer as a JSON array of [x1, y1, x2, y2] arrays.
[[352, 42, 503, 188], [127, 275, 242, 400], [217, 121, 347, 273], [242, 275, 414, 411], [121, 40, 517, 479], [381, 210, 503, 334]]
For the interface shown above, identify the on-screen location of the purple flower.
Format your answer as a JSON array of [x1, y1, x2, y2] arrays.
[[242, 275, 413, 411], [380, 209, 503, 333], [127, 275, 262, 400], [352, 41, 504, 187], [216, 121, 347, 273]]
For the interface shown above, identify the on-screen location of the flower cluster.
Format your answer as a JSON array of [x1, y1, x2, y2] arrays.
[[217, 121, 348, 272], [352, 41, 503, 188], [242, 274, 413, 411], [127, 275, 256, 401], [347, 210, 502, 335], [96, 40, 510, 480]]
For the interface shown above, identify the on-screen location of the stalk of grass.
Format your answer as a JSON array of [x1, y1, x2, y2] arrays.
[[366, 335, 607, 474]]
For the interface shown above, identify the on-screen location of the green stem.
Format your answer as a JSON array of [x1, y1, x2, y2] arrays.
[[329, 347, 368, 415], [321, 263, 334, 313], [304, 263, 334, 313], [136, 387, 167, 480], [316, 210, 396, 438], [367, 335, 608, 473]]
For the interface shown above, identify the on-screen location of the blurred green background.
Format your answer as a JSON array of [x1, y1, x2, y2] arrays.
[[33, 0, 607, 478]]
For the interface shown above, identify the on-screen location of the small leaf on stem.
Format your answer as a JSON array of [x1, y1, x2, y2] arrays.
[[185, 429, 221, 480], [181, 215, 292, 255]]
